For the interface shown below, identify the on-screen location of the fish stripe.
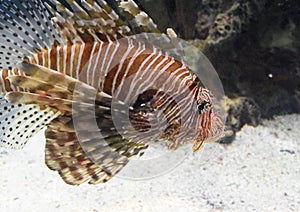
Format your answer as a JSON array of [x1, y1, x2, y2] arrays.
[[86, 41, 98, 85], [125, 47, 158, 103], [98, 36, 115, 89], [26, 37, 220, 148], [115, 41, 146, 98], [91, 41, 104, 86], [69, 43, 76, 77], [63, 44, 68, 75], [111, 38, 136, 95], [0, 0, 225, 186]]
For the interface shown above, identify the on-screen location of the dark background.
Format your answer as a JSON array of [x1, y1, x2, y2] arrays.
[[133, 0, 300, 141]]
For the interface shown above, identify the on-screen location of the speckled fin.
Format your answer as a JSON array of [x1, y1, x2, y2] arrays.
[[0, 69, 59, 149], [6, 62, 148, 184], [0, 0, 64, 70], [0, 94, 59, 149]]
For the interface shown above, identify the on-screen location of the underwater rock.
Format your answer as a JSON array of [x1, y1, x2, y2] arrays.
[[221, 97, 261, 143], [136, 0, 300, 143]]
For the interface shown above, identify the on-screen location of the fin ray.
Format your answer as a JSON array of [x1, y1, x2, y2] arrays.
[[0, 94, 59, 149], [0, 0, 64, 69], [44, 118, 132, 185]]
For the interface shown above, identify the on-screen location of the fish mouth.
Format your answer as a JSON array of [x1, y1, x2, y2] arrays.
[[193, 111, 225, 152], [192, 130, 224, 152], [192, 140, 205, 152]]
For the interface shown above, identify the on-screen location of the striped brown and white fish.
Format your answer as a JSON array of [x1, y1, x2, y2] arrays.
[[0, 0, 224, 185]]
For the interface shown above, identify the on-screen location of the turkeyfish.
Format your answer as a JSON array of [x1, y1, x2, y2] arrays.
[[0, 0, 224, 185]]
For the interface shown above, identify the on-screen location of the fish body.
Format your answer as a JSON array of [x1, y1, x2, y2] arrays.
[[0, 0, 224, 185]]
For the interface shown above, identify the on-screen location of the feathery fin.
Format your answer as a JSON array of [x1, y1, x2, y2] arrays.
[[0, 94, 60, 149], [0, 68, 59, 149], [119, 0, 160, 34], [5, 60, 148, 184], [44, 118, 130, 185], [45, 0, 131, 41], [0, 0, 187, 184]]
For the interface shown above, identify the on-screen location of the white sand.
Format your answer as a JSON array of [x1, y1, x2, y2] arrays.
[[0, 114, 299, 211]]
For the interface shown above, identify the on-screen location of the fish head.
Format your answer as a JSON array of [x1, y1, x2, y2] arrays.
[[192, 87, 225, 152]]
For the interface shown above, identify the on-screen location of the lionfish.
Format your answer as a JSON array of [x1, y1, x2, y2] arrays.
[[0, 0, 224, 185]]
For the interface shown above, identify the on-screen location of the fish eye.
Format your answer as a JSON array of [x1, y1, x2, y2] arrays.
[[197, 101, 211, 113]]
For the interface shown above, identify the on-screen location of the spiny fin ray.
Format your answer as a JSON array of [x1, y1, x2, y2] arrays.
[[0, 94, 59, 149], [0, 0, 64, 69]]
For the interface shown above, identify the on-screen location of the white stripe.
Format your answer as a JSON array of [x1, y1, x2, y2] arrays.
[[63, 44, 68, 75], [175, 86, 196, 122], [179, 105, 198, 136], [17, 69, 24, 76], [41, 51, 45, 66], [152, 65, 186, 108], [155, 78, 191, 119], [125, 47, 158, 103], [181, 97, 197, 130], [33, 53, 39, 65], [111, 38, 135, 95], [135, 52, 171, 97], [86, 41, 98, 85], [16, 69, 24, 91], [56, 45, 61, 72], [27, 56, 32, 63], [156, 68, 193, 120], [98, 36, 114, 89], [8, 70, 17, 91], [125, 47, 161, 103], [100, 37, 120, 91], [179, 74, 194, 90], [48, 48, 51, 68], [76, 43, 85, 79], [115, 41, 146, 98], [91, 41, 103, 88], [70, 44, 76, 77], [104, 38, 120, 76]]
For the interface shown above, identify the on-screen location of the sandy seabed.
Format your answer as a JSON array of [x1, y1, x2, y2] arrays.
[[0, 114, 299, 211]]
